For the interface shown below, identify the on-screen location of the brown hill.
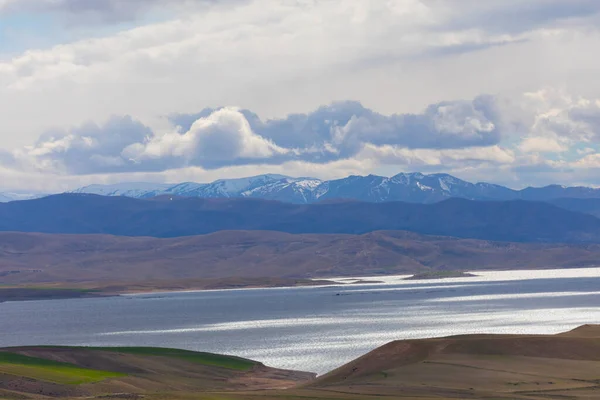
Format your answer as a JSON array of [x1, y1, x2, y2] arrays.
[[311, 326, 600, 399], [2, 230, 600, 287], [2, 327, 600, 400], [0, 346, 314, 399], [558, 324, 600, 338]]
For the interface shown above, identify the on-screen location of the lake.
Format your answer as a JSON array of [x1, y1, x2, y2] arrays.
[[2, 268, 600, 374]]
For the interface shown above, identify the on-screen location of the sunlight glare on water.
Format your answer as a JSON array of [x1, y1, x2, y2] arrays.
[[2, 267, 600, 374]]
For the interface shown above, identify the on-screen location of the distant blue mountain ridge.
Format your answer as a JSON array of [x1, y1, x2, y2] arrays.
[[3, 172, 600, 204], [65, 172, 600, 204]]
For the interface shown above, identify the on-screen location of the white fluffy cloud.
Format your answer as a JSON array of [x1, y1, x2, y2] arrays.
[[510, 89, 600, 158], [3, 1, 600, 190], [123, 108, 288, 169], [4, 0, 600, 150], [519, 137, 567, 153], [4, 98, 505, 174], [4, 88, 600, 190], [4, 89, 600, 190]]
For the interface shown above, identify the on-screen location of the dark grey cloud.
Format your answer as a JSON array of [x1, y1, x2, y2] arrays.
[[30, 115, 152, 174], [4, 0, 598, 32], [440, 0, 600, 35], [0, 0, 246, 24], [569, 106, 600, 141], [0, 149, 16, 165]]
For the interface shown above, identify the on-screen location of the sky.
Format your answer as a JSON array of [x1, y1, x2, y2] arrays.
[[2, 0, 600, 192]]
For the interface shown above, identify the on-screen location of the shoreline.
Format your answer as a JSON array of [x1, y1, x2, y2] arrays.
[[0, 278, 339, 303], [3, 266, 600, 303], [0, 288, 113, 303], [119, 279, 341, 296]]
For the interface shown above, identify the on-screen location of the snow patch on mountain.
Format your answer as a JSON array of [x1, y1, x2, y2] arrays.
[[439, 180, 449, 191], [215, 174, 289, 195], [242, 177, 323, 203], [292, 179, 322, 189]]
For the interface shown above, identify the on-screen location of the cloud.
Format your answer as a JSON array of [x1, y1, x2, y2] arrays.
[[0, 0, 242, 24], [359, 144, 515, 168], [524, 89, 600, 141], [507, 89, 600, 157], [4, 89, 600, 190], [0, 0, 158, 23], [3, 97, 507, 174], [123, 108, 289, 170], [2, 0, 600, 154], [173, 97, 501, 157], [5, 0, 599, 33], [4, 1, 600, 190], [439, 0, 600, 34], [572, 153, 600, 168], [518, 137, 568, 153], [12, 116, 152, 174]]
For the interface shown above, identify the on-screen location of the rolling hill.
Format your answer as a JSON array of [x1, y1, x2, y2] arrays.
[[1, 194, 600, 243], [548, 197, 600, 218], [2, 230, 600, 287], [0, 346, 313, 399], [309, 325, 600, 399], [2, 326, 599, 399]]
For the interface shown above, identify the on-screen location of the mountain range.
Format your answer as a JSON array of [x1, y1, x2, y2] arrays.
[[0, 191, 43, 203], [3, 172, 600, 204], [2, 194, 600, 243], [66, 172, 600, 204], [4, 173, 600, 287]]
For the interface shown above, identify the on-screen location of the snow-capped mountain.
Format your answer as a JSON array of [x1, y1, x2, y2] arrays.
[[163, 174, 290, 198], [315, 173, 515, 203], [69, 174, 306, 201], [65, 172, 600, 204], [0, 192, 44, 203], [243, 177, 324, 203], [70, 182, 174, 198]]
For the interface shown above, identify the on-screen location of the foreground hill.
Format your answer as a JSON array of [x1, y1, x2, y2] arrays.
[[2, 230, 600, 288], [2, 194, 600, 242], [309, 325, 600, 399], [549, 197, 600, 218], [0, 346, 313, 399], [67, 172, 600, 204], [2, 326, 599, 399]]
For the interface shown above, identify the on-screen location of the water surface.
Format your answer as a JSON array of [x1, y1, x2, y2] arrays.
[[2, 268, 600, 374]]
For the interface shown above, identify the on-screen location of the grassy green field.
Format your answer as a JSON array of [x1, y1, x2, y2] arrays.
[[0, 346, 312, 399], [0, 351, 125, 385]]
